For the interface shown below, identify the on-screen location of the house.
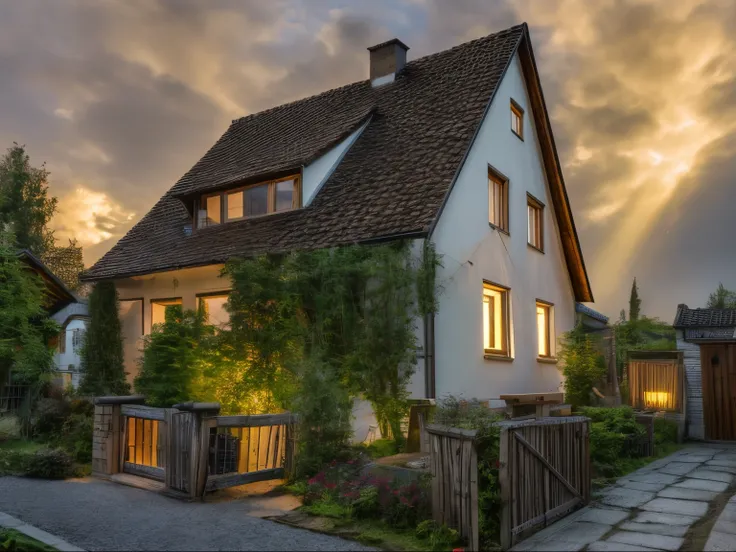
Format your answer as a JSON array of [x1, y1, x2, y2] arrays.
[[674, 304, 736, 441], [82, 23, 593, 420], [51, 300, 89, 389]]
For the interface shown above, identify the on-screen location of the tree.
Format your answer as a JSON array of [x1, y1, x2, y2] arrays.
[[134, 306, 202, 407], [628, 278, 641, 322], [0, 144, 57, 256], [706, 283, 736, 309], [43, 239, 85, 292], [78, 281, 130, 396], [0, 231, 58, 388], [560, 324, 606, 407]]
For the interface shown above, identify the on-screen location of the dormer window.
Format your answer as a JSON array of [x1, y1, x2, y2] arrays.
[[197, 175, 300, 229]]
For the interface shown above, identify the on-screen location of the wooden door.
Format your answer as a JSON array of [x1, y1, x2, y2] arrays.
[[700, 343, 736, 441]]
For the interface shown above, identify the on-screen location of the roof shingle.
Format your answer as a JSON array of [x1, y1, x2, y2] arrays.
[[83, 25, 556, 284], [674, 304, 736, 328]]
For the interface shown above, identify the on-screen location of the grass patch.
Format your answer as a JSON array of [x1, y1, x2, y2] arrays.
[[361, 439, 399, 459], [0, 440, 44, 453], [0, 528, 57, 552]]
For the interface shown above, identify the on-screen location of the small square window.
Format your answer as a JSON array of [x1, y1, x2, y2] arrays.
[[245, 184, 269, 217], [275, 179, 296, 212], [198, 293, 231, 329], [527, 194, 544, 251], [226, 190, 244, 220], [72, 329, 85, 354], [483, 282, 510, 357], [536, 301, 554, 358], [511, 100, 524, 139], [488, 168, 509, 232]]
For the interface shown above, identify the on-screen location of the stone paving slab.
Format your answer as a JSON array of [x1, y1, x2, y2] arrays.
[[578, 508, 630, 526], [600, 487, 654, 508], [706, 463, 736, 474], [553, 521, 611, 544], [688, 469, 735, 483], [708, 459, 736, 468], [674, 477, 730, 492], [607, 530, 684, 551], [658, 462, 698, 476], [671, 454, 715, 463], [588, 542, 662, 551], [712, 453, 736, 461], [620, 480, 669, 493], [633, 511, 699, 526], [640, 497, 709, 517], [619, 521, 689, 537], [713, 518, 736, 535], [658, 486, 720, 502], [705, 530, 736, 551], [621, 473, 680, 485]]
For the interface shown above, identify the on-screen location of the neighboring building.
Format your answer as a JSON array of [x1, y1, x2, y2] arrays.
[[82, 24, 593, 418], [576, 303, 609, 330], [51, 301, 89, 389], [674, 304, 736, 441]]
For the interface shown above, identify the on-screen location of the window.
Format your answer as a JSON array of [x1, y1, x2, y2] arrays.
[[198, 194, 222, 228], [483, 282, 510, 357], [197, 175, 301, 228], [151, 298, 183, 327], [488, 168, 508, 232], [527, 194, 544, 251], [198, 293, 230, 329], [511, 99, 524, 139], [58, 330, 66, 354], [72, 329, 85, 354], [536, 301, 554, 358]]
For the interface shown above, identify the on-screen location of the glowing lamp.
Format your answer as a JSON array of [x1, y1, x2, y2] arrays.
[[644, 391, 671, 409]]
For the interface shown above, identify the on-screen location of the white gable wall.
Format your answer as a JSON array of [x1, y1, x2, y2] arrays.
[[430, 53, 575, 404], [302, 119, 369, 205]]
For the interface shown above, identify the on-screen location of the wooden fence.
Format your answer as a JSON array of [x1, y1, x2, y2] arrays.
[[93, 396, 296, 499], [627, 351, 685, 413], [426, 416, 590, 551]]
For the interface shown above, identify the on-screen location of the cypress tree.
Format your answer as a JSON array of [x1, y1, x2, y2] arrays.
[[79, 281, 130, 396], [628, 278, 641, 322]]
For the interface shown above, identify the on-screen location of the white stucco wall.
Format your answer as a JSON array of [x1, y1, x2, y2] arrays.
[[430, 53, 576, 405], [302, 119, 369, 205]]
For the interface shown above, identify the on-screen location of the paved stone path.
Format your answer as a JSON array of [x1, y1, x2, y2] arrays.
[[705, 493, 736, 551], [0, 476, 373, 551], [512, 444, 736, 551]]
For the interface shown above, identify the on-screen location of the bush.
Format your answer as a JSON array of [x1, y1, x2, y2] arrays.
[[0, 416, 20, 441], [654, 418, 678, 445], [362, 439, 398, 459], [59, 413, 93, 463], [30, 397, 70, 440], [581, 406, 650, 478], [559, 325, 607, 407], [21, 448, 72, 479]]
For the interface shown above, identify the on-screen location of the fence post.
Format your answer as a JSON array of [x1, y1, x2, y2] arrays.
[[499, 427, 511, 551], [172, 402, 221, 499], [284, 415, 298, 480], [92, 395, 145, 477]]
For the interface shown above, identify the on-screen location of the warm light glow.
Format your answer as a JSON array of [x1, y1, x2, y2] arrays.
[[644, 391, 671, 409], [54, 187, 135, 246], [483, 285, 505, 352], [537, 304, 549, 356]]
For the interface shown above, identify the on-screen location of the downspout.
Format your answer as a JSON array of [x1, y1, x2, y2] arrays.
[[422, 238, 436, 399]]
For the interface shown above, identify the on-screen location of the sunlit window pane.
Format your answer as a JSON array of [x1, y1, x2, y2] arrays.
[[151, 298, 182, 327], [199, 294, 230, 329], [483, 284, 508, 354], [227, 191, 244, 220], [199, 195, 221, 228], [537, 305, 548, 356]]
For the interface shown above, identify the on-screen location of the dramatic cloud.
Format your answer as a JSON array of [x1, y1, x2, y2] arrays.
[[1, 0, 735, 320]]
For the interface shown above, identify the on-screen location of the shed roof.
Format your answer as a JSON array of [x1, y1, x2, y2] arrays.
[[674, 304, 736, 328]]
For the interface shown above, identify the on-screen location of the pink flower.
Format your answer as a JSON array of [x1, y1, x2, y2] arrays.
[[325, 482, 337, 490]]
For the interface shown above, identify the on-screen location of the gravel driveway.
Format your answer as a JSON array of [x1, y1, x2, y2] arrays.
[[0, 476, 372, 551]]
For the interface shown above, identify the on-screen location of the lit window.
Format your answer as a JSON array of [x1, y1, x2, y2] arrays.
[[72, 329, 85, 354], [151, 298, 182, 328], [58, 330, 66, 354], [198, 194, 221, 228], [511, 100, 524, 139], [275, 179, 296, 212], [488, 168, 508, 231], [536, 301, 553, 358], [227, 190, 244, 220], [483, 282, 510, 356], [527, 194, 544, 251], [198, 293, 230, 329]]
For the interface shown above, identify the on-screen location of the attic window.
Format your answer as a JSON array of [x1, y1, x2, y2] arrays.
[[511, 99, 524, 140], [197, 175, 300, 228]]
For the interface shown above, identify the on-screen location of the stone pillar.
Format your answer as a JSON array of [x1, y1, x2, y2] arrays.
[[92, 395, 146, 477]]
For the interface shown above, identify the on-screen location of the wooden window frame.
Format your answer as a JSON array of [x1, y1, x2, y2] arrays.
[[488, 166, 509, 233], [510, 99, 524, 140], [197, 174, 301, 228], [536, 300, 555, 360], [483, 281, 511, 359], [527, 193, 544, 252]]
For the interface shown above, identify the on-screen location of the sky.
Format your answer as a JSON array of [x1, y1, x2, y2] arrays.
[[1, 0, 735, 322]]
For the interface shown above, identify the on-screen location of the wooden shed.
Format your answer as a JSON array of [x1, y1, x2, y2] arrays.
[[674, 304, 736, 441]]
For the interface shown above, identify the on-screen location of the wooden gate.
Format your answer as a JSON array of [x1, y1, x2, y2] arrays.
[[499, 417, 590, 550], [700, 343, 736, 441], [167, 410, 195, 493], [120, 405, 168, 481]]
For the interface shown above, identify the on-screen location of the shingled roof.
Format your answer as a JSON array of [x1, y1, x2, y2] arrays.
[[674, 304, 736, 328], [83, 23, 592, 302]]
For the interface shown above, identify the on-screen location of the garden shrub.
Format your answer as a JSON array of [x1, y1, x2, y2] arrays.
[[21, 448, 72, 479], [0, 416, 20, 441], [559, 325, 607, 407], [654, 418, 678, 445], [30, 397, 70, 440], [362, 438, 398, 459]]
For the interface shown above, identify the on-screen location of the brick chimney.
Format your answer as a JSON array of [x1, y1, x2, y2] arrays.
[[368, 38, 409, 87]]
